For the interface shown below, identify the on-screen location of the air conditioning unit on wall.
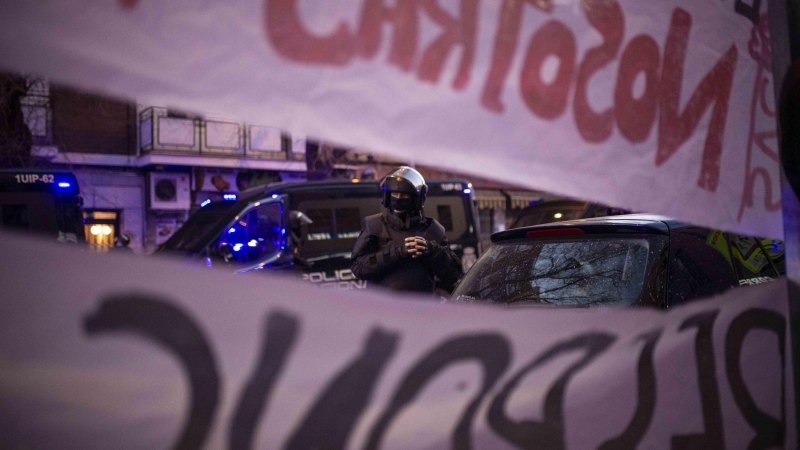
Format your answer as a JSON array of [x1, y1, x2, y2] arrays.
[[149, 172, 191, 210]]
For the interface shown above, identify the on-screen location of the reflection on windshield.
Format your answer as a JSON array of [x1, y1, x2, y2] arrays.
[[216, 202, 283, 265], [453, 236, 667, 307], [160, 201, 241, 252]]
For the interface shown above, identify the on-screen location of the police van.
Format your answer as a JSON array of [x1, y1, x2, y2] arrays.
[[158, 180, 481, 289], [0, 169, 85, 243]]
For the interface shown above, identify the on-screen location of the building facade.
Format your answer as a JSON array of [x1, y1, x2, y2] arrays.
[[20, 81, 307, 253], [15, 78, 549, 254]]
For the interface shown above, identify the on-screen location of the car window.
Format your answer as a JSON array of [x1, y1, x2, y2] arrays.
[[453, 235, 668, 307], [726, 233, 782, 285], [216, 203, 282, 265], [668, 228, 739, 306], [764, 239, 786, 276]]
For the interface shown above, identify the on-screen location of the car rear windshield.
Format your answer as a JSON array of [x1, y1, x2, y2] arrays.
[[452, 234, 668, 307]]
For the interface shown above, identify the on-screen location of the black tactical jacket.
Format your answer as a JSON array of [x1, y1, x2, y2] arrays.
[[350, 212, 462, 294]]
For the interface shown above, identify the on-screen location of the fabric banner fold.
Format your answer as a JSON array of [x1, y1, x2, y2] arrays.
[[0, 0, 783, 237], [0, 235, 794, 449]]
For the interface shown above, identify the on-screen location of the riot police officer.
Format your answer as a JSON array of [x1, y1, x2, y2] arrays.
[[350, 166, 462, 294]]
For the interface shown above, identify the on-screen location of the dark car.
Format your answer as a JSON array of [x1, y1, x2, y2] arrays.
[[452, 214, 785, 308], [511, 199, 630, 229]]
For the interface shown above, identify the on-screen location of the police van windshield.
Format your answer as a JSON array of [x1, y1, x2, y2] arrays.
[[160, 200, 243, 253], [453, 235, 668, 307]]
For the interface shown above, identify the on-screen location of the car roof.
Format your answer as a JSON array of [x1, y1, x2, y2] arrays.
[[492, 213, 691, 242]]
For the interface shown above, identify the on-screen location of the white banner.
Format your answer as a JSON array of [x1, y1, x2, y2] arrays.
[[0, 234, 794, 449], [0, 0, 783, 238]]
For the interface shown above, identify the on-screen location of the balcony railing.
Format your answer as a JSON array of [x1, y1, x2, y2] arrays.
[[139, 107, 304, 161]]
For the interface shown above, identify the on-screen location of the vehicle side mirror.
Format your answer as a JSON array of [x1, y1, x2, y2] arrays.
[[218, 242, 234, 263]]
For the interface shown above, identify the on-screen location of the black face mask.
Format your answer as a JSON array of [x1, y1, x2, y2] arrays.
[[389, 196, 415, 213]]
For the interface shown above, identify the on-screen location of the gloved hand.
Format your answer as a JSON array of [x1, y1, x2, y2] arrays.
[[405, 236, 431, 258], [383, 242, 410, 260]]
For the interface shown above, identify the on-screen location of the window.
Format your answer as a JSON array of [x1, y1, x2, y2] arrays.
[[668, 228, 739, 306], [306, 208, 334, 240], [305, 207, 363, 240], [0, 204, 30, 231], [437, 205, 454, 231], [217, 203, 283, 265], [424, 196, 467, 240], [453, 235, 668, 307], [727, 234, 781, 284], [20, 78, 52, 145], [161, 200, 240, 252], [296, 197, 380, 258], [0, 187, 82, 241], [334, 207, 362, 238]]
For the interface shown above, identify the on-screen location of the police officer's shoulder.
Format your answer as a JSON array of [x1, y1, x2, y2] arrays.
[[425, 218, 446, 238], [363, 213, 385, 235], [364, 213, 382, 222]]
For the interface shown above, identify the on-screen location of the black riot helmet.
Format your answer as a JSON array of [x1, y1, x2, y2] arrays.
[[380, 166, 428, 213]]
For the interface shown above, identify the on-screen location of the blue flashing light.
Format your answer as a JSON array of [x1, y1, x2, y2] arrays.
[[281, 228, 286, 235], [271, 194, 279, 199], [58, 182, 71, 188], [200, 199, 212, 207], [463, 188, 472, 195], [223, 194, 238, 201]]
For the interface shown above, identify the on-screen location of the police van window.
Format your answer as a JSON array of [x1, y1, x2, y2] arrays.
[[1, 204, 30, 230], [335, 208, 361, 238], [217, 203, 282, 265], [727, 234, 781, 285], [424, 196, 466, 240], [297, 197, 380, 257], [306, 208, 334, 240], [305, 207, 362, 240], [437, 205, 454, 232]]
